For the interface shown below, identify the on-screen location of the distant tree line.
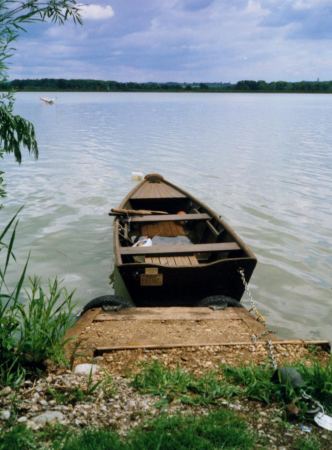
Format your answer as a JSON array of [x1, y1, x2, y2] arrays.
[[1, 78, 332, 93]]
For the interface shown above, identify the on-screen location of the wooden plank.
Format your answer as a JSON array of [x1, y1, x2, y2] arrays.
[[153, 183, 161, 198], [167, 256, 176, 266], [130, 213, 210, 223], [188, 255, 199, 266], [94, 307, 242, 321], [94, 340, 330, 354], [161, 183, 185, 198], [173, 256, 183, 266], [176, 256, 190, 266], [145, 254, 199, 267], [132, 181, 186, 199], [159, 256, 168, 265], [121, 242, 241, 256]]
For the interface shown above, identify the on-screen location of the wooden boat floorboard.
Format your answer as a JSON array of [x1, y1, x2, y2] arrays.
[[145, 255, 199, 266]]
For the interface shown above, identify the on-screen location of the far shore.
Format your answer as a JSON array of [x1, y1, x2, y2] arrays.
[[2, 78, 332, 94]]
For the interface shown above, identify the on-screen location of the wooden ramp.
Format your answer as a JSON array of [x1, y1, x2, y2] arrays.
[[65, 307, 330, 375], [67, 307, 272, 354]]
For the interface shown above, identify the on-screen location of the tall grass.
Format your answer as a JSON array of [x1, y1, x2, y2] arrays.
[[0, 211, 75, 385]]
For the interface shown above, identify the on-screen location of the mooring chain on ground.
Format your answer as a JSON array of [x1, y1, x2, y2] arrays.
[[300, 389, 325, 415], [251, 329, 271, 344]]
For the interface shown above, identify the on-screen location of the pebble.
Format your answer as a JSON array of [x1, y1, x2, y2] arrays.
[[127, 400, 136, 408], [228, 403, 242, 411], [32, 411, 65, 425], [74, 363, 100, 375], [32, 393, 40, 402], [0, 410, 11, 420], [30, 404, 40, 412], [17, 416, 28, 423], [0, 386, 12, 397], [94, 356, 104, 362]]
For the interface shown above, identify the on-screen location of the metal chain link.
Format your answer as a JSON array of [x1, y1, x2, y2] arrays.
[[238, 267, 278, 369], [238, 268, 266, 324], [300, 389, 325, 415], [238, 268, 328, 417], [267, 339, 278, 370]]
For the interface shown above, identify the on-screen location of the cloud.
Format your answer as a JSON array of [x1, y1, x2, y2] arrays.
[[80, 4, 114, 21], [261, 0, 332, 39], [10, 0, 332, 82]]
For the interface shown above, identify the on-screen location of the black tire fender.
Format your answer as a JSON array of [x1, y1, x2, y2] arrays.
[[196, 295, 242, 308], [81, 295, 135, 315]]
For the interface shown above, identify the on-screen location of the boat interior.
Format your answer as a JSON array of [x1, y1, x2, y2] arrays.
[[117, 176, 248, 267]]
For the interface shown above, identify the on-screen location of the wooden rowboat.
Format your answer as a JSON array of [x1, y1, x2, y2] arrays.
[[112, 174, 257, 306]]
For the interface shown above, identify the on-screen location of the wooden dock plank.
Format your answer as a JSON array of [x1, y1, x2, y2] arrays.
[[94, 307, 241, 321]]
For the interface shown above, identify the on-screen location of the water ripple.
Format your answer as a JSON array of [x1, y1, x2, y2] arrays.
[[1, 92, 331, 341]]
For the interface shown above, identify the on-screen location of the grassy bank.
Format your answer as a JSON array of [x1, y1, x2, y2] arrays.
[[1, 360, 331, 449]]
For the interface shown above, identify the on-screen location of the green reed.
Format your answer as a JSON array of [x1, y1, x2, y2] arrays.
[[0, 210, 75, 385]]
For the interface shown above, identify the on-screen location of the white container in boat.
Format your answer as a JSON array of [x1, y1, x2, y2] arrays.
[[132, 237, 152, 262], [133, 238, 152, 247], [131, 171, 144, 181]]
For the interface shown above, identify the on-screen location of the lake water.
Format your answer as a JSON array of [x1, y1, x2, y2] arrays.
[[1, 92, 331, 340]]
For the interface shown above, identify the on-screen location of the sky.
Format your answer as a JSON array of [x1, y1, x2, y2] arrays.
[[10, 0, 332, 82]]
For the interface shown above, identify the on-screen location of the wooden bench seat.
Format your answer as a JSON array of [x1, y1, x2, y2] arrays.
[[121, 242, 241, 256], [128, 213, 210, 223]]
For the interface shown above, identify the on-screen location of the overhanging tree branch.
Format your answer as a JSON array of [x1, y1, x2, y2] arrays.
[[0, 0, 81, 164]]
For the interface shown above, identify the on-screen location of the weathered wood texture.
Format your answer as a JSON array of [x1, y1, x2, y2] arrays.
[[145, 255, 199, 266], [130, 213, 210, 223], [67, 307, 271, 351], [65, 307, 330, 370], [131, 181, 186, 199], [121, 242, 241, 256]]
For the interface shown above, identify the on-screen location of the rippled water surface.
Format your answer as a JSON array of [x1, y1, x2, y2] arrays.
[[1, 92, 331, 340]]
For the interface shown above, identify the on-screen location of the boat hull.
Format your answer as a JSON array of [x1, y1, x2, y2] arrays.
[[117, 258, 256, 306], [113, 174, 257, 306]]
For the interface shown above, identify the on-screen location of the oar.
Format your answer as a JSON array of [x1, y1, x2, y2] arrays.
[[109, 208, 168, 216]]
